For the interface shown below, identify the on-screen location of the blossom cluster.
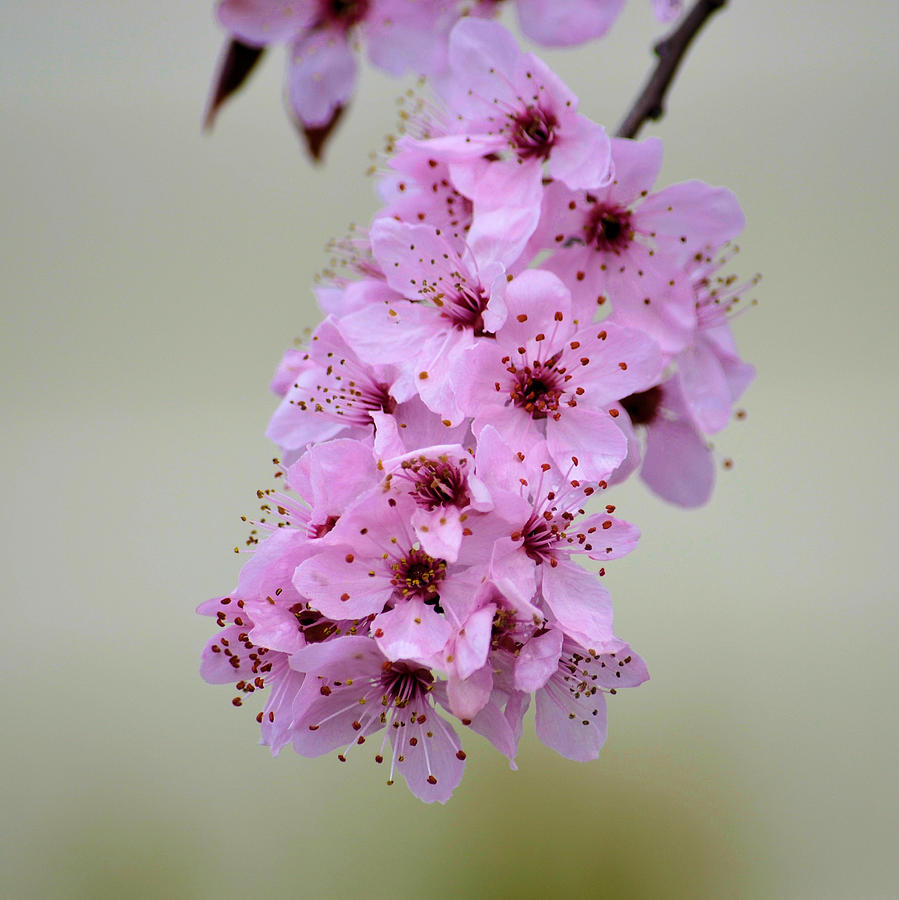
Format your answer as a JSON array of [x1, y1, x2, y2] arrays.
[[200, 19, 754, 802], [207, 0, 684, 150]]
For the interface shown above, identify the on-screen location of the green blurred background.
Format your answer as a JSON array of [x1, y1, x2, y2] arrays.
[[2, 1, 896, 897]]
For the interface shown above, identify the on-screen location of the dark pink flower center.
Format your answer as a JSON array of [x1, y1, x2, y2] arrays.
[[380, 662, 435, 707], [323, 0, 369, 29], [440, 285, 490, 335], [402, 457, 470, 511], [620, 386, 662, 426], [290, 605, 339, 643], [585, 205, 632, 253], [521, 513, 565, 564], [511, 106, 557, 161], [310, 514, 340, 539], [509, 359, 564, 419], [490, 608, 547, 658], [390, 548, 447, 612]]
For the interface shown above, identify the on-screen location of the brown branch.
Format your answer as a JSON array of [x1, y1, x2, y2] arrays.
[[616, 0, 727, 139]]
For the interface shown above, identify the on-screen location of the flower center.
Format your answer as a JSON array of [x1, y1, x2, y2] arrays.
[[521, 514, 563, 564], [391, 548, 447, 611], [381, 662, 434, 707], [440, 285, 489, 335], [290, 605, 338, 643], [403, 458, 470, 511], [509, 362, 563, 419], [325, 0, 368, 28], [586, 205, 632, 253], [310, 514, 340, 539], [620, 386, 663, 426], [511, 106, 557, 161]]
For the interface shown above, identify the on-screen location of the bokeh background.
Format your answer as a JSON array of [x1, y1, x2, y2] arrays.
[[2, 1, 896, 897]]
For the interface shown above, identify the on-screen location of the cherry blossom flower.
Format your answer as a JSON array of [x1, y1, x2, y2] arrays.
[[454, 268, 662, 482], [410, 19, 613, 262], [338, 218, 510, 422], [267, 316, 410, 458], [616, 245, 757, 506], [472, 0, 683, 48], [290, 635, 467, 802], [532, 137, 744, 353], [532, 637, 648, 761], [199, 13, 756, 802], [210, 0, 460, 156]]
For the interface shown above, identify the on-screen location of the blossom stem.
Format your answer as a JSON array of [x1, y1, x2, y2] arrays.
[[616, 0, 727, 139]]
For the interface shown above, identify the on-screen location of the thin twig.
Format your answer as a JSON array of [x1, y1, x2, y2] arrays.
[[617, 0, 727, 139]]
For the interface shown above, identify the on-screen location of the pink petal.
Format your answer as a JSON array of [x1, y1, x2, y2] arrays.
[[580, 514, 641, 561], [464, 689, 522, 765], [514, 627, 563, 692], [536, 678, 608, 761], [677, 340, 733, 434], [365, 0, 455, 77], [638, 181, 745, 255], [549, 114, 613, 190], [201, 624, 258, 684], [641, 403, 715, 507], [546, 406, 628, 482], [608, 137, 663, 206], [391, 710, 464, 803], [218, 0, 317, 45], [447, 664, 494, 719], [412, 506, 463, 564], [291, 687, 371, 757], [337, 300, 436, 366], [287, 28, 357, 128], [244, 600, 305, 654], [373, 598, 454, 662], [489, 537, 539, 613], [235, 527, 312, 608], [289, 437, 378, 524], [289, 634, 384, 678], [447, 602, 496, 679], [572, 320, 664, 406], [540, 562, 615, 650], [293, 548, 394, 619], [501, 268, 573, 349], [446, 19, 523, 111], [516, 0, 625, 46], [591, 645, 650, 688]]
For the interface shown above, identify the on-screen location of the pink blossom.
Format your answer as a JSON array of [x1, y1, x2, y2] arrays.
[[378, 140, 473, 240], [293, 486, 491, 661], [472, 0, 682, 48], [289, 635, 466, 802], [380, 443, 493, 562], [411, 19, 613, 261], [617, 246, 757, 507], [532, 137, 744, 353], [216, 0, 460, 129], [266, 316, 409, 457], [471, 426, 641, 649], [454, 268, 662, 482], [339, 218, 510, 422], [199, 14, 755, 801], [676, 245, 757, 434], [533, 637, 648, 761]]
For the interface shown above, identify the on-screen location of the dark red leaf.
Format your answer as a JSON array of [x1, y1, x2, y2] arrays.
[[204, 39, 266, 130]]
